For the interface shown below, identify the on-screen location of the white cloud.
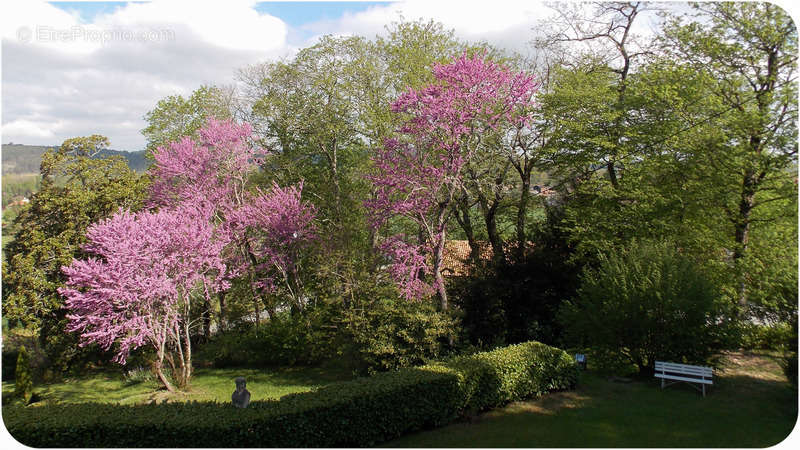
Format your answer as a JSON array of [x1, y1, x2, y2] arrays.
[[2, 0, 290, 150], [301, 0, 552, 52], [4, 0, 722, 151], [2, 118, 64, 139]]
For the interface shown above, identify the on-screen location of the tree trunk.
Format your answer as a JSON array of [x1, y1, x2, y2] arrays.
[[484, 200, 503, 264], [607, 161, 620, 189], [454, 194, 480, 262], [154, 362, 175, 393], [516, 172, 531, 259], [432, 232, 448, 311], [733, 167, 759, 312], [202, 296, 211, 342], [218, 291, 227, 332]]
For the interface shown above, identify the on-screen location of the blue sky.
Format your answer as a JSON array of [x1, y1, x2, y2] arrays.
[[253, 2, 387, 27], [52, 1, 389, 28]]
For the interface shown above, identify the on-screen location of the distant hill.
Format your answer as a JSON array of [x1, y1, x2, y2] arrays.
[[1, 144, 150, 174]]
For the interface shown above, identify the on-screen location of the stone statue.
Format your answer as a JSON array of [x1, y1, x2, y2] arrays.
[[231, 376, 251, 408]]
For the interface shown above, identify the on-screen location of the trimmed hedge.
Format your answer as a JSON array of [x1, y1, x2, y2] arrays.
[[3, 341, 577, 447]]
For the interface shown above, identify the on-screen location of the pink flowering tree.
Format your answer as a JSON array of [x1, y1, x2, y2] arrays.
[[59, 205, 229, 392], [227, 182, 317, 313], [149, 118, 261, 212], [149, 118, 317, 323], [367, 52, 538, 310]]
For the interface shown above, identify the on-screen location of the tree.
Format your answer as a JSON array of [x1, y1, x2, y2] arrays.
[[245, 35, 383, 307], [14, 346, 33, 404], [368, 53, 538, 309], [227, 182, 318, 314], [240, 23, 468, 309], [59, 205, 229, 392], [2, 135, 148, 373], [662, 2, 798, 311], [536, 1, 656, 190], [149, 118, 317, 328], [142, 85, 235, 156]]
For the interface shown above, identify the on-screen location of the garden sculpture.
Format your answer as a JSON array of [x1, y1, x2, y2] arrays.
[[232, 377, 251, 408]]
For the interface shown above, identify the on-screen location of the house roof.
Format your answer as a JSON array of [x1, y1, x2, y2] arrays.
[[440, 240, 492, 277]]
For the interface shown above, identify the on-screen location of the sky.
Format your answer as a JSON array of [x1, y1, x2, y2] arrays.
[[1, 0, 798, 151]]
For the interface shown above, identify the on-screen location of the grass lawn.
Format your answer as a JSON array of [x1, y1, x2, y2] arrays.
[[2, 366, 352, 406], [382, 351, 798, 448]]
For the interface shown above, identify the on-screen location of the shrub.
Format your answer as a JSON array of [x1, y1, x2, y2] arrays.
[[740, 322, 794, 351], [14, 346, 34, 404], [559, 240, 733, 375], [3, 341, 577, 447], [341, 298, 458, 374], [196, 312, 320, 368]]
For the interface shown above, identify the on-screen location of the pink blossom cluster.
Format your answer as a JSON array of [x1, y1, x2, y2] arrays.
[[379, 235, 436, 301], [149, 118, 260, 211], [228, 182, 317, 294]]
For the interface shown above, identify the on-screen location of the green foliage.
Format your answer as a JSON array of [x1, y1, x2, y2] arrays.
[[560, 240, 733, 374], [342, 298, 458, 374], [432, 342, 578, 414], [141, 85, 233, 156], [197, 295, 457, 375], [740, 322, 795, 351], [2, 136, 149, 327], [2, 136, 149, 373], [3, 341, 576, 447], [196, 314, 320, 368], [14, 346, 34, 404]]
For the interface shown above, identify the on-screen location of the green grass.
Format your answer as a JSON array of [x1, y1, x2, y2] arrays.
[[382, 351, 798, 448], [2, 366, 352, 406]]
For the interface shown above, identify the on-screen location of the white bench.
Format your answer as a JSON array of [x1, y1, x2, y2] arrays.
[[654, 361, 713, 397]]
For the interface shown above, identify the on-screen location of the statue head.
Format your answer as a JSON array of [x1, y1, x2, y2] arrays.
[[235, 377, 246, 392]]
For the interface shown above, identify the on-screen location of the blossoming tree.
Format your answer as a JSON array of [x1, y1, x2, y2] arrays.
[[367, 53, 538, 309], [150, 118, 317, 321], [59, 206, 228, 391]]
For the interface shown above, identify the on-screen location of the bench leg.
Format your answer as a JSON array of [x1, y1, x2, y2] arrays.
[[661, 378, 664, 389], [702, 384, 705, 397]]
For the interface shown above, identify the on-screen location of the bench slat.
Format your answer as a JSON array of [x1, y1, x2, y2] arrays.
[[655, 362, 713, 376], [654, 373, 713, 384], [658, 367, 713, 376]]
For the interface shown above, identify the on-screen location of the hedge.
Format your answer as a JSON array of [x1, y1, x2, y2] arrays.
[[3, 341, 578, 447]]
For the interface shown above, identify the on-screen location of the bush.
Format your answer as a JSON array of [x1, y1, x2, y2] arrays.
[[559, 240, 733, 375], [197, 297, 458, 375], [341, 298, 458, 374], [3, 341, 578, 447], [196, 312, 321, 368], [740, 322, 794, 351], [14, 346, 34, 404]]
